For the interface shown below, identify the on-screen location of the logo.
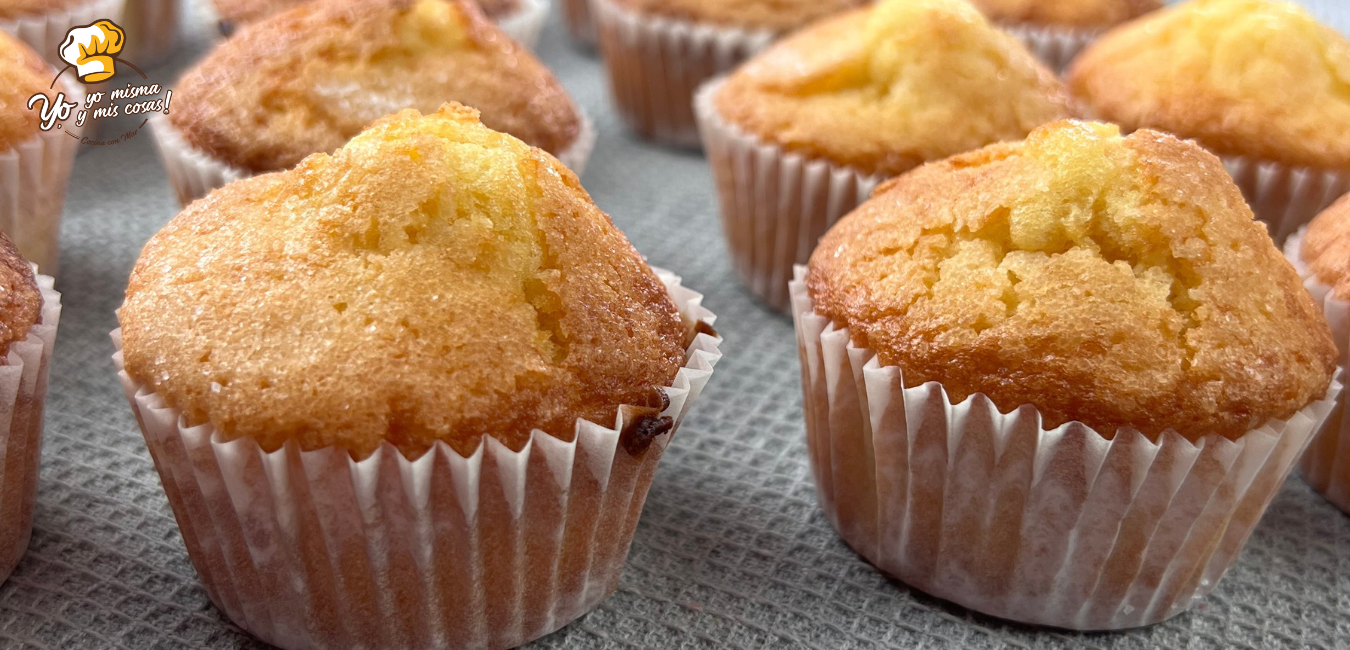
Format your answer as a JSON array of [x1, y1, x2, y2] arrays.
[[25, 19, 173, 146]]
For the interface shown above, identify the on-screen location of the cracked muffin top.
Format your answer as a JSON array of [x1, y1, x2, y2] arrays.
[[808, 120, 1337, 442], [610, 0, 870, 32], [969, 0, 1159, 28], [1068, 0, 1350, 170], [0, 31, 56, 152], [214, 0, 521, 27], [174, 0, 581, 173], [0, 230, 40, 359], [120, 105, 686, 459], [1300, 195, 1350, 300], [713, 0, 1074, 178]]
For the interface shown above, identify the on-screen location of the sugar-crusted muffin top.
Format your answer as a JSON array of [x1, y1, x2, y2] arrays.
[[214, 0, 520, 26], [121, 105, 687, 459], [969, 0, 1160, 29], [1300, 195, 1350, 300], [1069, 0, 1350, 169], [0, 31, 56, 152], [0, 230, 41, 360], [713, 0, 1074, 178], [174, 0, 581, 173], [610, 0, 870, 32], [809, 120, 1337, 442], [0, 0, 87, 20]]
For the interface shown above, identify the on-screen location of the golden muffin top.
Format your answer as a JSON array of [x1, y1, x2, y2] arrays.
[[121, 105, 687, 460], [808, 120, 1337, 442], [0, 230, 41, 359], [611, 0, 870, 32], [214, 0, 520, 26], [714, 0, 1074, 178], [174, 0, 581, 173], [0, 0, 86, 20], [968, 0, 1160, 29], [0, 31, 55, 152], [1069, 0, 1350, 169], [1300, 195, 1350, 300]]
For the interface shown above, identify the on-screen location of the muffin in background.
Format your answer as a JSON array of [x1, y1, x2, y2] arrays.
[[119, 0, 181, 65], [0, 0, 123, 68], [117, 104, 722, 650], [561, 0, 592, 45], [154, 0, 594, 206], [0, 30, 83, 276], [1069, 0, 1350, 244], [795, 119, 1339, 629], [213, 0, 548, 47], [970, 0, 1160, 71], [593, 0, 870, 147], [697, 0, 1074, 311], [0, 231, 61, 587]]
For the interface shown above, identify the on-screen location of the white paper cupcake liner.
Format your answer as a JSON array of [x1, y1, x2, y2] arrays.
[[1283, 230, 1350, 513], [1001, 22, 1098, 74], [562, 0, 594, 46], [120, 0, 180, 65], [0, 81, 87, 277], [151, 110, 597, 207], [695, 78, 885, 313], [1224, 155, 1350, 245], [495, 0, 548, 50], [790, 266, 1340, 630], [0, 271, 61, 585], [592, 0, 774, 147], [0, 0, 125, 68], [113, 269, 721, 650]]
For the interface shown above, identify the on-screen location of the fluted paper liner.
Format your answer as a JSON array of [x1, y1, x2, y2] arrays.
[[120, 0, 180, 65], [0, 271, 61, 585], [0, 0, 125, 68], [790, 266, 1340, 630], [592, 0, 773, 147], [0, 81, 87, 277], [151, 109, 598, 207], [562, 0, 593, 46], [113, 270, 721, 650], [496, 0, 548, 50], [1224, 155, 1350, 245], [1002, 22, 1097, 74], [1284, 230, 1350, 513], [696, 79, 885, 313]]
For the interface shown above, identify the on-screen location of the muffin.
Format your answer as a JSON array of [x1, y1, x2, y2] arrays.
[[117, 104, 722, 650], [154, 0, 593, 207], [0, 231, 61, 586], [793, 120, 1339, 629], [213, 0, 550, 48], [1285, 196, 1350, 514], [0, 0, 124, 69], [1068, 0, 1350, 244], [561, 0, 592, 45], [593, 0, 869, 146], [969, 0, 1160, 71], [696, 0, 1074, 311], [119, 0, 181, 65], [0, 30, 84, 275]]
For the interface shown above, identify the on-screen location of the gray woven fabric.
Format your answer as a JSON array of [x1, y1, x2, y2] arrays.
[[3, 1, 1350, 648]]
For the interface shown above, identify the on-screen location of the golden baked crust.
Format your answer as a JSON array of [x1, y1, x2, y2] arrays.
[[0, 0, 86, 20], [214, 0, 521, 26], [1301, 195, 1350, 300], [610, 0, 869, 32], [713, 0, 1074, 178], [177, 0, 579, 173], [1068, 0, 1350, 170], [0, 31, 55, 152], [808, 120, 1337, 442], [0, 230, 41, 360], [969, 0, 1160, 29], [121, 105, 686, 459]]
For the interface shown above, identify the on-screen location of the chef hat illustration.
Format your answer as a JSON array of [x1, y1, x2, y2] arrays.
[[59, 20, 125, 83]]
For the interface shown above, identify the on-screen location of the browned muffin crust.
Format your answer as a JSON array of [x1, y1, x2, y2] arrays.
[[178, 0, 579, 173], [611, 0, 870, 32], [0, 0, 87, 20], [214, 0, 521, 26], [0, 230, 41, 360], [1301, 195, 1350, 300], [970, 0, 1160, 29], [809, 120, 1337, 442], [0, 31, 56, 152], [121, 105, 685, 460]]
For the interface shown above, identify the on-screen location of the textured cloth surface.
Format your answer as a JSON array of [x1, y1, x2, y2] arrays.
[[3, 1, 1350, 649]]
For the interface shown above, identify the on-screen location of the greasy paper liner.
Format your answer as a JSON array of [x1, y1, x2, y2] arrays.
[[0, 272, 61, 585], [151, 109, 597, 207], [112, 269, 721, 650], [120, 0, 180, 65], [592, 0, 773, 147], [0, 0, 125, 68], [0, 81, 87, 277], [562, 0, 593, 46], [496, 0, 548, 50], [789, 267, 1341, 630], [696, 79, 885, 313], [1223, 155, 1350, 245], [1284, 230, 1350, 513], [1000, 22, 1097, 74]]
